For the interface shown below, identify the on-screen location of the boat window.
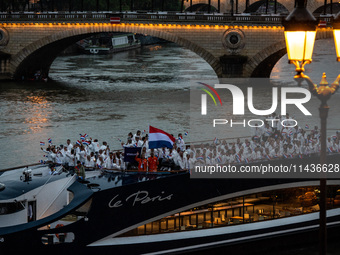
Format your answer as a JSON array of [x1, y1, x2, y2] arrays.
[[118, 185, 340, 237], [38, 198, 92, 231], [41, 232, 75, 245], [0, 201, 25, 215]]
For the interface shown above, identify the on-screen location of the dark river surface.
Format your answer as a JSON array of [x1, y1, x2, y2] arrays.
[[1, 39, 340, 170], [1, 38, 340, 254]]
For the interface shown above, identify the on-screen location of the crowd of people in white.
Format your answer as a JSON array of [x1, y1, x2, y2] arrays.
[[40, 120, 340, 171]]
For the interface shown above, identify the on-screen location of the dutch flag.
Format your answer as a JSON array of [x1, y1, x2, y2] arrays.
[[48, 138, 52, 143], [305, 124, 309, 129], [214, 137, 218, 144], [235, 154, 241, 163], [216, 156, 222, 163], [76, 140, 82, 146], [40, 141, 45, 146], [148, 125, 176, 149], [265, 155, 272, 160], [80, 134, 88, 140]]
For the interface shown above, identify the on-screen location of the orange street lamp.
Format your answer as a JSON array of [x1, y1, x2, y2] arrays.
[[282, 0, 317, 76], [332, 12, 340, 62]]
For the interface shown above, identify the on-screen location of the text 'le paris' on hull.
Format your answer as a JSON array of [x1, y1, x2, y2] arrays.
[[1, 158, 340, 254]]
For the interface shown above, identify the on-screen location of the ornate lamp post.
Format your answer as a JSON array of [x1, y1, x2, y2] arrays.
[[282, 0, 317, 76], [282, 1, 340, 255]]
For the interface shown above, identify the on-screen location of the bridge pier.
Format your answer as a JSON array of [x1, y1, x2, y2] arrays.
[[220, 55, 248, 77], [0, 55, 10, 80]]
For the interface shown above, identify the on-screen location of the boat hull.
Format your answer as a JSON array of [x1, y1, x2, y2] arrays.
[[1, 159, 340, 254]]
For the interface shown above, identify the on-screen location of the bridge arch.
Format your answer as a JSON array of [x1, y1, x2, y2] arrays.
[[240, 0, 326, 14], [11, 25, 223, 79], [245, 1, 289, 14], [313, 3, 340, 14], [185, 3, 218, 12], [244, 30, 333, 77]]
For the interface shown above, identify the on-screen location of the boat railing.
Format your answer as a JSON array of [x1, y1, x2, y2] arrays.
[[0, 163, 42, 173], [102, 169, 188, 174]]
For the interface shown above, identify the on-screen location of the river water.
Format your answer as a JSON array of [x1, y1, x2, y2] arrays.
[[0, 43, 215, 169], [1, 38, 340, 254], [1, 39, 340, 170]]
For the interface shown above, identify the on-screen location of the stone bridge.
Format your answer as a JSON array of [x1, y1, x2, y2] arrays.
[[0, 13, 333, 79], [184, 0, 328, 13]]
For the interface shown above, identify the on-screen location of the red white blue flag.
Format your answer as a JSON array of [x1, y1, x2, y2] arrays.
[[80, 134, 88, 140], [149, 126, 176, 149], [40, 141, 45, 146]]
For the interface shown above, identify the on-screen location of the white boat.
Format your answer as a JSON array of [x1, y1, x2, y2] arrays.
[[82, 33, 141, 55], [1, 153, 340, 254]]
